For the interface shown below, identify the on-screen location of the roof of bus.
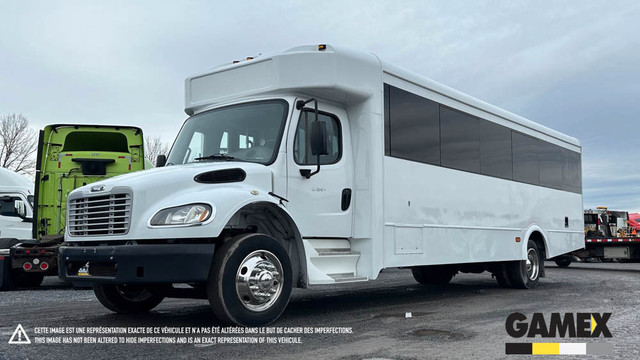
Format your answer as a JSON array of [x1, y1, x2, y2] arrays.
[[187, 44, 580, 148]]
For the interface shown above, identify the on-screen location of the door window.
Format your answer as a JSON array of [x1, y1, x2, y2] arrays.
[[0, 196, 19, 217], [294, 110, 341, 165]]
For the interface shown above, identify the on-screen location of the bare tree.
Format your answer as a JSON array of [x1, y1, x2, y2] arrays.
[[144, 136, 170, 166], [0, 114, 37, 175]]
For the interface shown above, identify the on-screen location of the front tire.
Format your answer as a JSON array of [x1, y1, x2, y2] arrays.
[[93, 284, 165, 313], [207, 233, 292, 326]]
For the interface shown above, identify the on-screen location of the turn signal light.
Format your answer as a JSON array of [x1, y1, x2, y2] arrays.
[[23, 262, 32, 271]]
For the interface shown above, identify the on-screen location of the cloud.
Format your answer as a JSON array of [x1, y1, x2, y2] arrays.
[[1, 1, 639, 210]]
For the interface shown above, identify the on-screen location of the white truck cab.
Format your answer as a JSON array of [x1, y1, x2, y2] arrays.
[[0, 167, 34, 239], [59, 45, 584, 326]]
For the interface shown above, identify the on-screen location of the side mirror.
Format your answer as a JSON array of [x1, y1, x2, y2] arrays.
[[14, 200, 28, 220], [156, 155, 167, 167], [310, 121, 328, 156]]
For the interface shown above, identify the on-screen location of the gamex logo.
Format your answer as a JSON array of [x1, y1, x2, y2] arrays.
[[506, 312, 612, 338], [505, 313, 613, 355]]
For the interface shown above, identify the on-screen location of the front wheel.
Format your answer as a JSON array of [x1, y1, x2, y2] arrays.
[[207, 233, 292, 326], [93, 284, 165, 313]]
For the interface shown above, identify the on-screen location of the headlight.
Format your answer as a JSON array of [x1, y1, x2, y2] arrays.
[[150, 203, 213, 226]]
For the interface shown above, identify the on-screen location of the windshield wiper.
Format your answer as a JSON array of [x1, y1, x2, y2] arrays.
[[194, 153, 237, 162]]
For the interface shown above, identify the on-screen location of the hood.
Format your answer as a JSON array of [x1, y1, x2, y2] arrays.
[[73, 161, 273, 195], [66, 161, 276, 241]]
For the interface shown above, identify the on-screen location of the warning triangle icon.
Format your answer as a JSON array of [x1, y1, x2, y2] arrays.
[[8, 324, 31, 344]]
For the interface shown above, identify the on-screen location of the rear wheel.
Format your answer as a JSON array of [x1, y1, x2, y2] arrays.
[[207, 233, 292, 326], [93, 284, 165, 313], [411, 265, 455, 285], [554, 256, 572, 268], [506, 240, 540, 289]]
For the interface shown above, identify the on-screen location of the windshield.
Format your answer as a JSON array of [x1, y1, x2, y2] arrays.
[[167, 100, 288, 166]]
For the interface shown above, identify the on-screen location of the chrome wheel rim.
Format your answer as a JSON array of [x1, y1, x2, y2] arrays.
[[235, 250, 283, 312], [526, 248, 539, 281]]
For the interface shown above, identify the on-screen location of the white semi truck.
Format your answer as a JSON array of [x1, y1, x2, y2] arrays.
[[59, 45, 584, 326], [0, 167, 33, 240]]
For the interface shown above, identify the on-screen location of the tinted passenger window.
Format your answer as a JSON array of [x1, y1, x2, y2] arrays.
[[387, 86, 440, 165], [294, 111, 341, 165], [480, 120, 512, 179], [440, 106, 480, 173], [539, 141, 563, 189], [562, 149, 582, 192], [512, 132, 540, 185]]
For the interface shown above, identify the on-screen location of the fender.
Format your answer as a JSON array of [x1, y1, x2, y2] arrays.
[[522, 224, 549, 259]]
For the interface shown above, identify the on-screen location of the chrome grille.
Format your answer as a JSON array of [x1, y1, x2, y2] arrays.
[[68, 193, 131, 236]]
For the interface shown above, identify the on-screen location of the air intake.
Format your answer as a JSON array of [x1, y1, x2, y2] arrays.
[[194, 168, 246, 184]]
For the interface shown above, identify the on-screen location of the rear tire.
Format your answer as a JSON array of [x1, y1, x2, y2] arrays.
[[554, 256, 572, 268], [207, 233, 292, 326], [411, 265, 455, 285], [494, 263, 513, 288], [93, 284, 165, 313], [506, 240, 540, 289]]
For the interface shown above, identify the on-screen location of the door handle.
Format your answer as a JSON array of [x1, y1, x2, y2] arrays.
[[341, 188, 352, 211]]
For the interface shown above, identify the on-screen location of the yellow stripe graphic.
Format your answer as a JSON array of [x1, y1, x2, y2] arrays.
[[532, 343, 560, 355], [591, 315, 597, 334]]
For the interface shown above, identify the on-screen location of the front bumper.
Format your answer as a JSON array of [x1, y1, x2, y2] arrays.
[[58, 243, 216, 284]]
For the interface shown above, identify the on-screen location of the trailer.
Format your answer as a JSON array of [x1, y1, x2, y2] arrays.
[[554, 207, 640, 267], [0, 124, 149, 290], [58, 44, 584, 326]]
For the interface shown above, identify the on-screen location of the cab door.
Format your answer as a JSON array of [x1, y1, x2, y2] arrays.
[[286, 100, 353, 238]]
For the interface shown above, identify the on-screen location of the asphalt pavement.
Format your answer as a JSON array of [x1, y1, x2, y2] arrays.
[[1, 262, 639, 360]]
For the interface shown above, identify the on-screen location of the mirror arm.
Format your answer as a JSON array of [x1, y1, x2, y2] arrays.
[[297, 98, 323, 179]]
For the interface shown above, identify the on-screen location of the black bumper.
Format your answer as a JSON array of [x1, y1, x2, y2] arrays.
[[58, 243, 215, 284]]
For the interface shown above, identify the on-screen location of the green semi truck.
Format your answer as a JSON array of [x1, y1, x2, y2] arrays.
[[0, 124, 149, 289]]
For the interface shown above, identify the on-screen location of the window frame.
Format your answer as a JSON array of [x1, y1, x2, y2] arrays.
[[166, 99, 290, 166], [383, 83, 582, 194], [293, 108, 343, 166]]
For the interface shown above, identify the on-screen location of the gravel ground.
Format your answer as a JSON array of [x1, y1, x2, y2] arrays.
[[1, 262, 639, 360]]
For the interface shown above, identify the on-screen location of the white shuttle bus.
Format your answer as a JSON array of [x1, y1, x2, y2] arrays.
[[59, 45, 583, 326]]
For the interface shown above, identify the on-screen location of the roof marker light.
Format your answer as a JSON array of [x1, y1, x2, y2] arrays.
[[318, 44, 327, 51]]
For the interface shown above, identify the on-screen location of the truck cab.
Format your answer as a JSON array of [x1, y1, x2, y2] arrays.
[[0, 167, 34, 239], [1, 124, 148, 290]]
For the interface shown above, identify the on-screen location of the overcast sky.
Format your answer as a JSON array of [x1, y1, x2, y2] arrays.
[[1, 1, 639, 211]]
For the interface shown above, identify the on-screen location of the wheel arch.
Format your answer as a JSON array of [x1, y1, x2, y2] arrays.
[[524, 226, 548, 260], [224, 201, 307, 288]]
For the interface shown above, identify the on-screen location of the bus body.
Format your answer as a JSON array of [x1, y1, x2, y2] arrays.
[[59, 45, 583, 326]]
